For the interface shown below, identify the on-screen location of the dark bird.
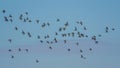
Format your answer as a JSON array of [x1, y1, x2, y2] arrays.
[[37, 35, 40, 39], [19, 14, 23, 20], [98, 35, 102, 37], [22, 30, 25, 35], [112, 28, 115, 31], [8, 49, 12, 52], [76, 42, 79, 46], [18, 48, 21, 52], [74, 27, 77, 31], [11, 55, 14, 59], [49, 46, 52, 50], [2, 10, 6, 13], [41, 23, 45, 28], [80, 49, 83, 53], [63, 27, 66, 31], [15, 26, 18, 30], [9, 14, 12, 18], [59, 27, 62, 32], [105, 27, 109, 33], [25, 49, 28, 52], [36, 59, 39, 63], [71, 32, 75, 37], [36, 20, 39, 24], [57, 18, 60, 22], [89, 48, 92, 51], [24, 19, 26, 22], [64, 22, 69, 27], [67, 48, 71, 51], [85, 35, 88, 38], [28, 20, 32, 22], [81, 55, 83, 58], [8, 39, 12, 43], [9, 19, 13, 22], [64, 40, 67, 44], [95, 41, 98, 44], [80, 21, 83, 25], [83, 26, 87, 30], [28, 32, 32, 37], [47, 22, 50, 26], [92, 36, 96, 40], [40, 40, 43, 43], [55, 32, 58, 35], [4, 16, 8, 22], [68, 33, 71, 37], [25, 12, 28, 15]]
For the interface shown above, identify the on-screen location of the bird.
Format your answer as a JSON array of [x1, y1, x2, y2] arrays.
[[98, 35, 102, 37], [28, 20, 32, 22], [25, 12, 28, 15], [89, 48, 92, 51], [112, 28, 115, 31], [64, 40, 67, 44], [36, 59, 39, 63], [25, 49, 28, 52], [49, 46, 52, 50], [37, 35, 40, 39], [59, 27, 62, 32], [22, 30, 25, 35], [95, 41, 98, 44], [57, 18, 60, 22], [8, 39, 12, 43], [18, 48, 21, 52], [9, 14, 12, 18], [76, 42, 79, 46], [8, 49, 12, 52], [9, 18, 13, 22], [83, 26, 87, 30], [80, 49, 83, 53], [55, 32, 58, 35], [64, 22, 69, 27], [11, 55, 14, 59], [4, 16, 8, 22], [67, 48, 71, 51], [15, 26, 18, 30], [40, 40, 43, 43], [74, 27, 77, 31], [80, 21, 83, 25], [19, 14, 23, 20], [36, 20, 39, 23], [2, 10, 6, 13], [81, 55, 83, 58], [47, 22, 50, 26]]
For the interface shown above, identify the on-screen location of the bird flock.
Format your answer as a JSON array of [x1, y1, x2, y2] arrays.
[[1, 9, 115, 63]]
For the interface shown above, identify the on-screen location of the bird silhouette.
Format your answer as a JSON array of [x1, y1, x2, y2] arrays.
[[36, 59, 39, 63], [18, 48, 21, 52], [2, 10, 6, 13], [8, 49, 12, 52], [37, 35, 40, 39], [15, 26, 18, 30], [89, 48, 92, 51], [8, 39, 12, 43], [4, 16, 8, 22], [49, 46, 52, 50], [22, 30, 25, 35], [25, 49, 29, 52], [57, 18, 60, 22], [11, 55, 14, 59], [67, 48, 71, 51]]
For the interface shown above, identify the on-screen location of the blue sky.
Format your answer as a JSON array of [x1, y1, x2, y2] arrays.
[[0, 0, 120, 68]]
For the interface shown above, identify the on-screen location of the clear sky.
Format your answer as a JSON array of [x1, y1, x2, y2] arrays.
[[0, 0, 120, 68]]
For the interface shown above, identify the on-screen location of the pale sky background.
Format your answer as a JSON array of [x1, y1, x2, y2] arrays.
[[0, 0, 120, 68]]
